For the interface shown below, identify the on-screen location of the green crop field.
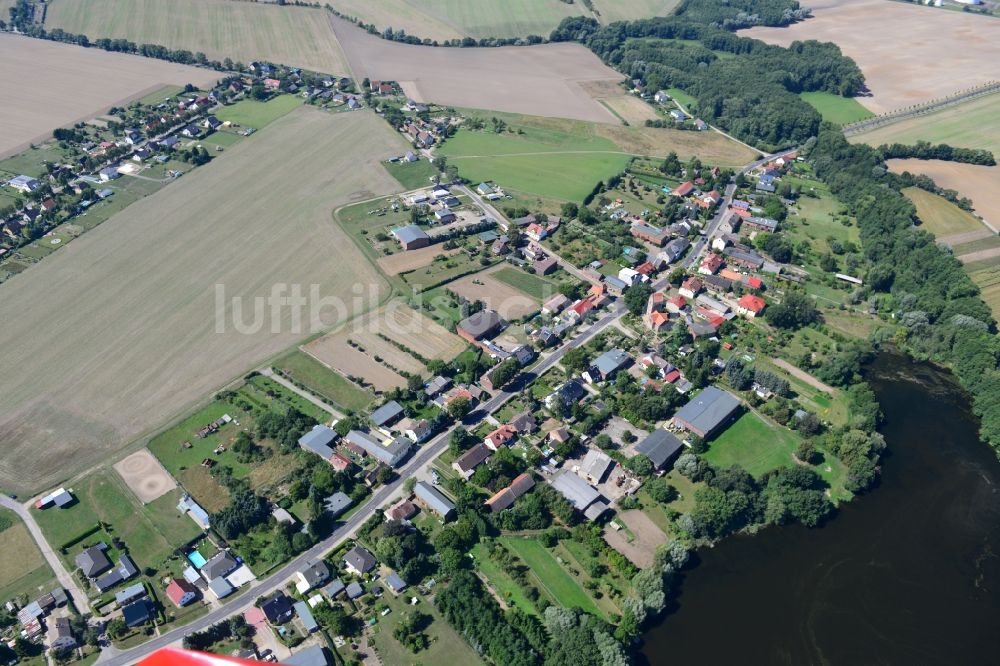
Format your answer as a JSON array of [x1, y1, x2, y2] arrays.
[[703, 411, 801, 478], [800, 92, 874, 126], [216, 96, 304, 129], [272, 349, 373, 412], [903, 187, 986, 238], [500, 536, 603, 617], [46, 0, 351, 76], [851, 92, 1000, 153], [492, 267, 558, 299]]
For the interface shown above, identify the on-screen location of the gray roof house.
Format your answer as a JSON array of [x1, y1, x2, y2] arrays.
[[413, 481, 456, 520], [673, 386, 742, 438], [322, 578, 345, 598], [284, 646, 331, 666], [95, 554, 139, 592], [298, 425, 337, 459], [208, 577, 234, 599], [586, 349, 632, 382], [121, 599, 153, 628], [75, 543, 112, 578], [635, 429, 685, 470], [323, 491, 353, 518], [343, 546, 377, 575], [370, 400, 404, 428], [345, 581, 364, 599], [296, 562, 330, 594], [178, 494, 210, 529], [201, 552, 238, 581], [386, 572, 407, 594], [293, 600, 319, 633], [114, 582, 147, 606], [344, 430, 412, 468]]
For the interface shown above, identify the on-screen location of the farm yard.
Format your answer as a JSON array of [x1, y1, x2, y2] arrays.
[[745, 0, 1000, 113], [0, 108, 407, 496], [0, 509, 55, 603], [45, 0, 352, 76], [581, 80, 660, 125], [0, 34, 218, 157], [328, 0, 680, 40], [329, 15, 623, 123], [850, 92, 1000, 153], [303, 302, 468, 392]]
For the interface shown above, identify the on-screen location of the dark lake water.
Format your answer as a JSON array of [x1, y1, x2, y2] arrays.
[[641, 354, 1000, 665]]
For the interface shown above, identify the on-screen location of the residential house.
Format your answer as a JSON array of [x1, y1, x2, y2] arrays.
[[122, 599, 154, 628], [696, 293, 729, 316], [295, 562, 330, 594], [545, 379, 587, 409], [95, 554, 139, 592], [745, 216, 779, 232], [434, 208, 456, 224], [260, 592, 294, 624], [180, 124, 201, 138], [699, 253, 723, 275], [525, 222, 547, 241], [413, 481, 456, 520], [663, 237, 690, 263], [299, 424, 338, 460], [329, 453, 352, 472], [425, 375, 452, 397], [201, 552, 238, 581], [666, 294, 688, 314], [694, 118, 708, 131], [452, 443, 492, 479], [165, 579, 198, 608], [485, 473, 536, 513], [647, 311, 670, 332], [323, 492, 353, 518], [510, 411, 537, 434], [404, 418, 432, 443], [485, 424, 517, 451], [736, 294, 766, 318], [679, 277, 704, 300], [723, 246, 765, 270], [630, 222, 670, 247], [669, 109, 687, 121], [604, 275, 628, 296], [534, 255, 558, 275], [384, 498, 418, 522], [51, 617, 77, 651], [585, 349, 631, 383], [8, 175, 41, 192], [672, 181, 694, 197], [343, 546, 376, 575], [476, 183, 494, 196], [75, 544, 112, 578], [386, 573, 407, 594]]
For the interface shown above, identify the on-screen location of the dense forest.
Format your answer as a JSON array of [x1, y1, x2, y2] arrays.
[[808, 128, 1000, 449], [550, 4, 864, 149]]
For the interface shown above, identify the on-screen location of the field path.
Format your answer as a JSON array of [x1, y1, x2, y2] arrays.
[[259, 367, 345, 420], [771, 358, 837, 395], [0, 494, 91, 613]]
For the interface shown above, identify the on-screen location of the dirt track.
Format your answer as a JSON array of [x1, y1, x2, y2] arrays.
[[330, 15, 622, 123], [745, 0, 1000, 113]]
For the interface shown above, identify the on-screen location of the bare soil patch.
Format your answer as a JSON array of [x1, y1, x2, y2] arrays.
[[745, 0, 1000, 113], [0, 108, 406, 495], [938, 230, 994, 247], [888, 159, 1000, 232], [113, 449, 177, 504], [330, 15, 622, 123], [603, 509, 666, 568], [0, 35, 218, 158], [446, 265, 541, 319], [377, 245, 460, 275]]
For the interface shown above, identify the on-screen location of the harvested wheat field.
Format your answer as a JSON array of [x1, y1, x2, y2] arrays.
[[46, 0, 351, 76], [888, 159, 1000, 232], [303, 302, 466, 391], [0, 108, 406, 495], [447, 265, 542, 319], [377, 246, 460, 276], [745, 0, 1000, 113], [330, 15, 622, 123], [0, 35, 218, 158]]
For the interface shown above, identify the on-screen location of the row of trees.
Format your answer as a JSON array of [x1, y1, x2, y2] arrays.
[[877, 140, 995, 166]]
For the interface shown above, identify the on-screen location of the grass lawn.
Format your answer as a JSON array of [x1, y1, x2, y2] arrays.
[[783, 177, 860, 254], [800, 92, 874, 125], [0, 509, 56, 602], [903, 186, 987, 238], [0, 142, 77, 179], [273, 349, 373, 413], [198, 131, 243, 148], [368, 586, 484, 666], [500, 536, 603, 617], [401, 252, 497, 290], [138, 84, 184, 106], [34, 470, 200, 571], [703, 411, 801, 478], [665, 87, 698, 112], [470, 543, 538, 616], [491, 266, 558, 299], [383, 158, 438, 190], [216, 96, 304, 129]]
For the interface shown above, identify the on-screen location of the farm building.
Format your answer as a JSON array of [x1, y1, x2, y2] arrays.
[[386, 572, 407, 594], [413, 481, 456, 520], [8, 175, 40, 192], [35, 488, 73, 509], [299, 424, 338, 459], [550, 469, 605, 520], [284, 646, 331, 666], [344, 430, 412, 467], [456, 309, 505, 343], [635, 429, 685, 470], [673, 387, 742, 439], [579, 449, 615, 484], [370, 400, 404, 429], [630, 222, 670, 247], [177, 494, 211, 530], [391, 224, 430, 250]]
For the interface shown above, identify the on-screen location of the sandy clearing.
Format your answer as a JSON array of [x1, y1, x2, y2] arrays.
[[330, 15, 623, 123], [0, 35, 218, 158], [0, 107, 406, 495], [113, 449, 177, 504], [888, 159, 1000, 232], [446, 265, 540, 319], [603, 509, 666, 568], [377, 246, 460, 275], [744, 0, 1000, 113], [580, 81, 661, 125], [46, 0, 351, 77]]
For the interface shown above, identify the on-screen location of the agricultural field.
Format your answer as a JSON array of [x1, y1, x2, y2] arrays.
[[329, 15, 623, 123], [702, 411, 801, 478], [215, 96, 304, 129], [377, 245, 460, 276], [745, 0, 1000, 113], [34, 470, 200, 571], [446, 265, 544, 319], [0, 509, 55, 603], [46, 0, 351, 76], [888, 159, 1000, 236], [0, 108, 407, 495], [850, 92, 1000, 153], [800, 91, 873, 125], [272, 349, 373, 413], [491, 267, 559, 300], [592, 0, 681, 22], [902, 187, 988, 239], [0, 34, 218, 158], [303, 302, 467, 392]]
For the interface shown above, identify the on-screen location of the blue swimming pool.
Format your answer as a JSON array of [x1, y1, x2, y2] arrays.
[[188, 550, 207, 568]]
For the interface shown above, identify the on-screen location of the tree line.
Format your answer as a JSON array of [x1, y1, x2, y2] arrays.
[[877, 140, 996, 166]]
